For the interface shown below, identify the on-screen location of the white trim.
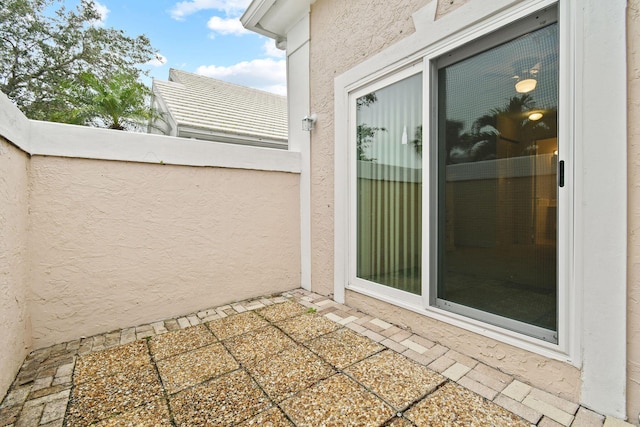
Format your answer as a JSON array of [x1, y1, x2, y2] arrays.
[[285, 14, 312, 291], [575, 0, 627, 417], [0, 92, 31, 152], [26, 120, 301, 173], [334, 0, 627, 417]]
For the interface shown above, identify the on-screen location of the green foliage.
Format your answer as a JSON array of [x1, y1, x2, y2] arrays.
[[0, 0, 158, 127], [71, 71, 162, 130]]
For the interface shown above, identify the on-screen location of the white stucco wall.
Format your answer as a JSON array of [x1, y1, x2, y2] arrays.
[[0, 137, 32, 399], [27, 156, 301, 348]]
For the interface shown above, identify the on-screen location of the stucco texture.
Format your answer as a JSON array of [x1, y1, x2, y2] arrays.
[[0, 138, 32, 398], [628, 0, 640, 424], [27, 156, 300, 348], [308, 0, 581, 404], [309, 0, 430, 296]]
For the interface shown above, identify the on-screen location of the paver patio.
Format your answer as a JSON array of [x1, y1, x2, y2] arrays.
[[0, 289, 622, 426]]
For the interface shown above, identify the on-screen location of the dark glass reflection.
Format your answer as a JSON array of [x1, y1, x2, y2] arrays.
[[437, 23, 559, 333]]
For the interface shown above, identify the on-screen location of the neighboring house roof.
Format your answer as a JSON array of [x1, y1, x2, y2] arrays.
[[151, 69, 288, 149]]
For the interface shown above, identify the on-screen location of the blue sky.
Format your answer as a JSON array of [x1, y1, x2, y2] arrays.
[[69, 0, 287, 94]]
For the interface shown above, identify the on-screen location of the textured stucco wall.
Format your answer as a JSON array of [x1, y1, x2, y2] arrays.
[[308, 0, 581, 403], [0, 138, 32, 399], [309, 0, 430, 296], [28, 156, 300, 348], [628, 0, 640, 424]]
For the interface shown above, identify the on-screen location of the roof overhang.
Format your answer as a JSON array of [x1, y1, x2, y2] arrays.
[[241, 0, 313, 40]]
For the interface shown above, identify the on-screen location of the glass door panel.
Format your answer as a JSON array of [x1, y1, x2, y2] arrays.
[[435, 23, 559, 341], [356, 72, 423, 295]]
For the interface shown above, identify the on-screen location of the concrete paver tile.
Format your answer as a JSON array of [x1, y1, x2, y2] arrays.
[[444, 349, 477, 369], [442, 362, 471, 381], [427, 356, 456, 373], [256, 300, 306, 322], [39, 398, 67, 425], [170, 370, 270, 426], [572, 407, 605, 426], [362, 329, 386, 343], [307, 327, 383, 370], [276, 313, 341, 342], [345, 350, 445, 411], [224, 326, 296, 366], [528, 388, 580, 415], [66, 367, 161, 426], [93, 399, 172, 426], [149, 324, 216, 361], [540, 416, 566, 427], [238, 407, 293, 426], [156, 343, 239, 393], [458, 375, 499, 400], [207, 311, 269, 341], [493, 394, 543, 424], [281, 374, 394, 426], [405, 382, 530, 427], [522, 394, 574, 426], [14, 404, 44, 427], [381, 338, 409, 354], [502, 380, 532, 402], [248, 345, 335, 402], [465, 363, 512, 393], [400, 338, 428, 354], [603, 416, 635, 427], [73, 341, 149, 385]]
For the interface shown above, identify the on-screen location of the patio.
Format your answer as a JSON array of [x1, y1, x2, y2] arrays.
[[0, 289, 609, 427]]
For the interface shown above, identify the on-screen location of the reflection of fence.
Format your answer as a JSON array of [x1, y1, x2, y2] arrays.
[[445, 153, 557, 249], [446, 153, 557, 181]]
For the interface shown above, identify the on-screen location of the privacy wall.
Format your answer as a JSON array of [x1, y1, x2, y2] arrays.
[[27, 157, 300, 348], [0, 138, 32, 399]]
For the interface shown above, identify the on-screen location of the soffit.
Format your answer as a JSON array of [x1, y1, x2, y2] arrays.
[[241, 0, 313, 39]]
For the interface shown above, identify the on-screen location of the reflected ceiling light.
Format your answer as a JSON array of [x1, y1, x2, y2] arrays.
[[515, 78, 537, 93], [528, 112, 543, 121]]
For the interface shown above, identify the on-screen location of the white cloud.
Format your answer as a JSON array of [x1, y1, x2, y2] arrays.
[[148, 53, 168, 67], [90, 1, 109, 27], [207, 16, 249, 37], [196, 58, 286, 95], [169, 0, 251, 20], [262, 39, 285, 58]]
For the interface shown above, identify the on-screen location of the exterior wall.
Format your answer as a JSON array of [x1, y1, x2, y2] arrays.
[[628, 0, 640, 424], [27, 156, 300, 348], [0, 138, 32, 398], [309, 0, 598, 410], [309, 0, 430, 296]]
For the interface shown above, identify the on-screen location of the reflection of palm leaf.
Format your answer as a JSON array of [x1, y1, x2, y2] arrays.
[[357, 124, 385, 161], [411, 125, 422, 156], [447, 94, 556, 163]]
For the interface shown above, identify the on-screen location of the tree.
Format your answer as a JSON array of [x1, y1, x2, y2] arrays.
[[63, 71, 162, 131], [0, 0, 157, 124]]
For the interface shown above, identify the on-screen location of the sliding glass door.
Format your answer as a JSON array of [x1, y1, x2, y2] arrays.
[[349, 7, 560, 343], [433, 16, 559, 342]]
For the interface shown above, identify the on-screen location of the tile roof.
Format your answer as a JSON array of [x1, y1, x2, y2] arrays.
[[152, 69, 287, 143]]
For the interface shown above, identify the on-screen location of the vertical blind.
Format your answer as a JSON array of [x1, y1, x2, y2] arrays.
[[356, 72, 423, 295]]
